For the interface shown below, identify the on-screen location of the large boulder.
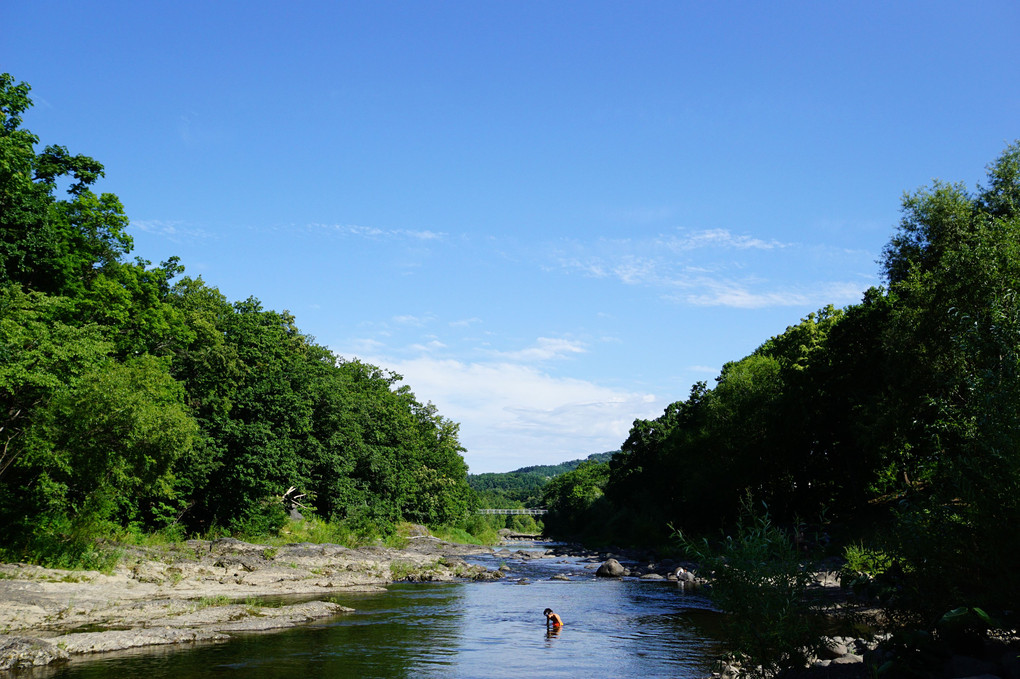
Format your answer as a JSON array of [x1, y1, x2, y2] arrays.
[[596, 558, 626, 578], [674, 567, 697, 583], [0, 636, 69, 670], [472, 569, 506, 581]]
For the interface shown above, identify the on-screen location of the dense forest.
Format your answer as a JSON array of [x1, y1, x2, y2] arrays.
[[544, 140, 1020, 624], [0, 74, 475, 564]]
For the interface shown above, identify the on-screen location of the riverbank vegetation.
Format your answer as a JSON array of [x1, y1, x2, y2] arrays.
[[0, 73, 483, 567], [542, 141, 1020, 672]]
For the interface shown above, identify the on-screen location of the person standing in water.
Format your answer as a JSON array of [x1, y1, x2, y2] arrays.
[[544, 608, 563, 628]]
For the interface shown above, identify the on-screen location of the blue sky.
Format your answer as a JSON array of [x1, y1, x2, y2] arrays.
[[5, 2, 1019, 472]]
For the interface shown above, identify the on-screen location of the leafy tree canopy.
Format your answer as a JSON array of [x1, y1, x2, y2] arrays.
[[0, 73, 475, 559]]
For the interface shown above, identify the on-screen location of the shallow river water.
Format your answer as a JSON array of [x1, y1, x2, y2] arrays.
[[41, 544, 723, 679]]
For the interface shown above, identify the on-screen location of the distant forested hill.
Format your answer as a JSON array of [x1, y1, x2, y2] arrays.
[[468, 451, 618, 507]]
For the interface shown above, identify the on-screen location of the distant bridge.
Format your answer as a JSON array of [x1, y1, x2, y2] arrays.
[[477, 508, 548, 515]]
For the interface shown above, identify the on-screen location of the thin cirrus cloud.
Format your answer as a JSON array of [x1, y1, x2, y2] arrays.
[[309, 223, 446, 241], [676, 278, 869, 309], [293, 222, 870, 311], [553, 228, 875, 309], [655, 228, 787, 252], [681, 284, 815, 309], [132, 219, 212, 243], [488, 337, 586, 362], [409, 339, 447, 353], [392, 313, 438, 327], [449, 317, 483, 328]]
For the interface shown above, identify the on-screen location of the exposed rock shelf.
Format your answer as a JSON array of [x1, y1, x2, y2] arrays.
[[0, 536, 497, 671]]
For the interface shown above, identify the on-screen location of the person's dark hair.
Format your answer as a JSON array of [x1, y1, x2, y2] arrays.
[[544, 608, 553, 615]]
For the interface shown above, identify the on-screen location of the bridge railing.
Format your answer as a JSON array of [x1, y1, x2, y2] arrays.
[[476, 508, 548, 515]]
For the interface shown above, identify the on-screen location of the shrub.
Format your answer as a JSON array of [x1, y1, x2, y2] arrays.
[[2, 514, 122, 572], [679, 500, 825, 679], [231, 502, 288, 538]]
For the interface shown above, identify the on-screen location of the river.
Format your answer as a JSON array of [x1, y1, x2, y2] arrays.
[[39, 543, 723, 679]]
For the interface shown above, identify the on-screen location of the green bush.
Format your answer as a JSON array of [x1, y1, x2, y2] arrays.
[[460, 513, 504, 541], [433, 523, 498, 545], [231, 502, 288, 538], [679, 500, 825, 679], [508, 514, 540, 533], [843, 542, 894, 576], [4, 514, 122, 572]]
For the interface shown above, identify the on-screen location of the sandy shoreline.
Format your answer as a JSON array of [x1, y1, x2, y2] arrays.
[[0, 536, 501, 671]]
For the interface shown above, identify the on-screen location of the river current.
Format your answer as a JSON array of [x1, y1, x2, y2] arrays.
[[40, 543, 723, 679]]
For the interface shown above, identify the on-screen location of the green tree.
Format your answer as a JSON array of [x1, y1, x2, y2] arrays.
[[0, 75, 52, 291], [2, 352, 196, 562], [542, 460, 610, 538], [0, 74, 134, 297], [189, 298, 315, 533], [401, 401, 473, 525], [0, 287, 112, 490], [25, 356, 196, 521], [875, 141, 1020, 617], [0, 72, 477, 550]]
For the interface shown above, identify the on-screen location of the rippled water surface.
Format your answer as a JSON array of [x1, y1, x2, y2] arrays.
[[43, 545, 722, 679]]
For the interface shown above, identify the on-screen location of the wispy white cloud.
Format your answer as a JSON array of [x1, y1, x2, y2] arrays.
[[392, 313, 437, 327], [551, 227, 877, 309], [397, 229, 444, 240], [449, 317, 483, 328], [310, 223, 447, 241], [345, 224, 385, 237], [410, 339, 447, 353], [677, 279, 868, 309], [344, 337, 387, 354], [132, 219, 212, 243], [657, 228, 787, 252], [612, 255, 660, 285], [491, 337, 586, 362], [329, 220, 877, 472]]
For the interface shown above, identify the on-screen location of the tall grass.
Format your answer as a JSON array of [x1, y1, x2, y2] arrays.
[[0, 509, 504, 573]]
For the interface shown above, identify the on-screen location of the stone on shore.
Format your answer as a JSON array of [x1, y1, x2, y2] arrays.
[[0, 636, 69, 671], [52, 628, 229, 654], [596, 558, 627, 578]]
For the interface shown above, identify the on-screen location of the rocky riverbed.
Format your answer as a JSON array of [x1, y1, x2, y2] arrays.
[[6, 538, 1015, 679], [0, 535, 498, 671], [0, 537, 707, 672]]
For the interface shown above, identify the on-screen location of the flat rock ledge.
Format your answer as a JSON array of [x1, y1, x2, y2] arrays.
[[50, 628, 230, 655], [0, 534, 497, 672], [1, 600, 353, 671]]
